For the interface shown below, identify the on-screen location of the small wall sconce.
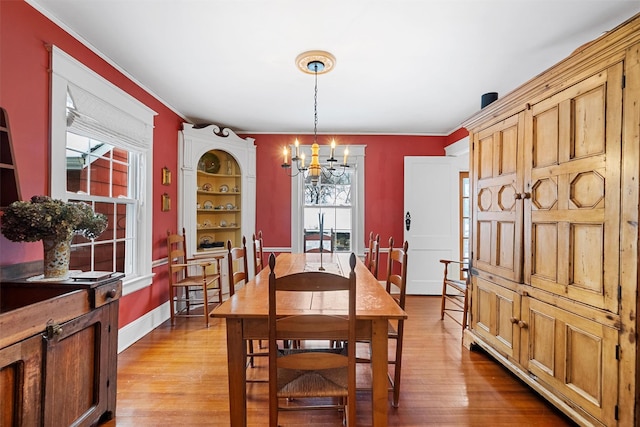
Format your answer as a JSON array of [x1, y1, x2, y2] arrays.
[[162, 166, 171, 186], [161, 193, 171, 212]]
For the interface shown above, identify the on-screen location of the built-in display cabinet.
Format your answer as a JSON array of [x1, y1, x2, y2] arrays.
[[462, 13, 640, 427], [179, 124, 257, 288]]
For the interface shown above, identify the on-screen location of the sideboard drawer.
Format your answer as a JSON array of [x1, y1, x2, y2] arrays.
[[94, 281, 122, 308]]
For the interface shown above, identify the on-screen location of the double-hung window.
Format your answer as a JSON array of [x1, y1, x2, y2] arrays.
[[291, 144, 365, 255], [49, 46, 156, 295]]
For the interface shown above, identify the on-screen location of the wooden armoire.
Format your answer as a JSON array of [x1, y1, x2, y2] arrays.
[[462, 13, 640, 427]]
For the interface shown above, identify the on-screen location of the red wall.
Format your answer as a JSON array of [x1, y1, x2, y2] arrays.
[[247, 133, 450, 254], [1, 1, 468, 328]]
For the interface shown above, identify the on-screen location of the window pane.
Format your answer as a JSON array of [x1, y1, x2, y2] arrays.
[[69, 245, 91, 272], [95, 241, 115, 272], [112, 148, 129, 198], [94, 202, 114, 242], [304, 172, 352, 206], [462, 239, 470, 259], [116, 203, 127, 239]]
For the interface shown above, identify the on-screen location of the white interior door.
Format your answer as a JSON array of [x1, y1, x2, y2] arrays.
[[404, 146, 468, 294]]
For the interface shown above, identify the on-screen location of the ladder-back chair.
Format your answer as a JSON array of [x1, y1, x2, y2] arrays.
[[252, 230, 265, 274], [303, 228, 335, 253], [439, 259, 469, 332], [166, 228, 223, 327], [268, 253, 357, 426]]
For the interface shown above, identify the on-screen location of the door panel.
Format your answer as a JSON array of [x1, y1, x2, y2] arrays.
[[524, 63, 622, 313], [521, 298, 618, 425], [471, 277, 520, 362], [471, 113, 525, 283], [43, 306, 109, 427], [0, 334, 43, 426]]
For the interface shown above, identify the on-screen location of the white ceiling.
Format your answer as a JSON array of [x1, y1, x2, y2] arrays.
[[28, 0, 640, 135]]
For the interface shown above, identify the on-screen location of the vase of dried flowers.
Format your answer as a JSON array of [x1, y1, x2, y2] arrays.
[[0, 196, 108, 279]]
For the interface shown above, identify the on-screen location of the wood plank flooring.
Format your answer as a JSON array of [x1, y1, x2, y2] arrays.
[[103, 296, 577, 426]]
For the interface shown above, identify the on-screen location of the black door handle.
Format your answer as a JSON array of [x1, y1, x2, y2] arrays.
[[405, 211, 411, 231]]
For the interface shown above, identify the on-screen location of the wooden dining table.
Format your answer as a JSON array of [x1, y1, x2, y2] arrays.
[[210, 252, 408, 426]]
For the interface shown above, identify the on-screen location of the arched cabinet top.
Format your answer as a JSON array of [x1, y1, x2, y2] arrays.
[[180, 123, 256, 177]]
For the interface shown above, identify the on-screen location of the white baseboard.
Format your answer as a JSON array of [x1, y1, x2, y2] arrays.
[[117, 301, 170, 353]]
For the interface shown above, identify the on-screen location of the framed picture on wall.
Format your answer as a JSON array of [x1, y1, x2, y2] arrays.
[[162, 167, 171, 185], [161, 193, 171, 211]]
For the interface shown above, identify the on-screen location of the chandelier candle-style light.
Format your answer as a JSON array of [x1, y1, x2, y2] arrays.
[[281, 50, 349, 185]]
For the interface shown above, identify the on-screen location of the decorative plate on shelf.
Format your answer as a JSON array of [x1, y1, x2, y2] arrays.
[[201, 182, 212, 191], [198, 152, 220, 174], [202, 219, 212, 228], [226, 203, 234, 210], [219, 220, 228, 227], [203, 200, 214, 209], [219, 184, 229, 193]]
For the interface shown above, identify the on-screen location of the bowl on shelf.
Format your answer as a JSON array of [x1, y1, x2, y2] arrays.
[[199, 235, 224, 249]]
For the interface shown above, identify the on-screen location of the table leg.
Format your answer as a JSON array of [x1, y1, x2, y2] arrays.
[[226, 318, 246, 426], [370, 318, 389, 426]]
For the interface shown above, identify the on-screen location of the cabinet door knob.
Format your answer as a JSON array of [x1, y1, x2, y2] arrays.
[[106, 289, 117, 299], [514, 193, 522, 200], [518, 320, 528, 329], [509, 317, 518, 324], [522, 192, 531, 199]]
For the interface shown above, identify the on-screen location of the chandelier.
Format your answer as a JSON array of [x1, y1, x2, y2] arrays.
[[282, 50, 349, 185]]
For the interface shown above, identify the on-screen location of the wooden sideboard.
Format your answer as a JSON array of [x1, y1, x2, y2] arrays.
[[0, 274, 122, 426], [462, 13, 640, 427]]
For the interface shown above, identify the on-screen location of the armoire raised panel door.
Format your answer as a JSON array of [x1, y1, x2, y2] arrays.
[[471, 277, 521, 362], [521, 298, 619, 426], [471, 113, 525, 283], [523, 63, 623, 314]]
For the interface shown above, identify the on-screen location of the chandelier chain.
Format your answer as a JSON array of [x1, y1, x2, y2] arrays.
[[313, 62, 319, 145]]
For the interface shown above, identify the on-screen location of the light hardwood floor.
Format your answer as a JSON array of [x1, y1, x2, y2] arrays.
[[103, 296, 577, 426]]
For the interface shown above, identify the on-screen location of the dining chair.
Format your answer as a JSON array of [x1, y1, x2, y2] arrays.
[[303, 228, 335, 253], [252, 230, 265, 274], [384, 237, 409, 408], [227, 236, 249, 297], [267, 252, 357, 426], [356, 236, 408, 407], [227, 237, 265, 370], [365, 231, 380, 278], [252, 230, 268, 351], [439, 258, 469, 332], [166, 228, 223, 327]]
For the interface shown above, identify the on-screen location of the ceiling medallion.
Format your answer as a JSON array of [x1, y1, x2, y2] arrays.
[[295, 50, 336, 75]]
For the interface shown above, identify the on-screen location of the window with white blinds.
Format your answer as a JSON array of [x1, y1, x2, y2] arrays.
[[50, 45, 156, 295]]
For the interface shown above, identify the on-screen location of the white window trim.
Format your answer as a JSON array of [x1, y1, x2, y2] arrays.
[[290, 144, 365, 256], [49, 46, 157, 295]]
